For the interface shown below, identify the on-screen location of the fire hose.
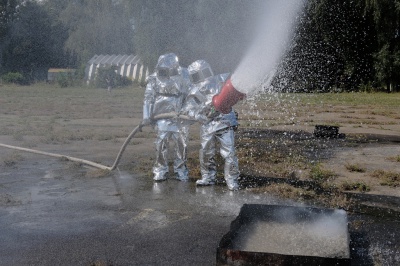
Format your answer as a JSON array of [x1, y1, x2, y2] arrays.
[[0, 113, 192, 171]]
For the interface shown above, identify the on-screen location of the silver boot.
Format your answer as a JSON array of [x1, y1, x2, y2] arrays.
[[226, 179, 239, 191], [196, 177, 215, 186]]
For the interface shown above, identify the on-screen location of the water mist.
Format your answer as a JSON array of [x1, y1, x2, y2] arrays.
[[213, 0, 304, 113]]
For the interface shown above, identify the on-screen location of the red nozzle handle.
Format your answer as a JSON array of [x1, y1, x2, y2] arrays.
[[212, 78, 246, 114]]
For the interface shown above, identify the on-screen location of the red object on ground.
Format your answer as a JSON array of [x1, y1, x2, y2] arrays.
[[212, 78, 246, 114]]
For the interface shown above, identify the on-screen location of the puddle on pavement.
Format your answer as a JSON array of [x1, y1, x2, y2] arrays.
[[112, 169, 287, 218], [0, 158, 399, 265]]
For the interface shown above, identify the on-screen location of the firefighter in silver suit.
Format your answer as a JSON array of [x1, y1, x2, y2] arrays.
[[182, 60, 240, 190], [143, 53, 191, 181]]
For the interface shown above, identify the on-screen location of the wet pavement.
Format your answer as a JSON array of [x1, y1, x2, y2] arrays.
[[0, 156, 399, 265], [0, 156, 283, 265]]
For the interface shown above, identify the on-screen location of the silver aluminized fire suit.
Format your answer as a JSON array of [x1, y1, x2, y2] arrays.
[[143, 53, 191, 181], [182, 60, 240, 190]]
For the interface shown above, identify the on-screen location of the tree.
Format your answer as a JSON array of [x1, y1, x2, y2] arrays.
[[362, 0, 400, 91], [0, 0, 18, 73], [1, 0, 398, 90], [41, 0, 73, 68], [279, 0, 376, 92], [59, 0, 135, 67], [2, 1, 54, 81], [183, 0, 255, 73], [0, 0, 18, 40], [126, 0, 257, 73]]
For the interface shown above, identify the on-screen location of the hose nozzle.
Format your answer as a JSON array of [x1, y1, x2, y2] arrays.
[[212, 78, 246, 114]]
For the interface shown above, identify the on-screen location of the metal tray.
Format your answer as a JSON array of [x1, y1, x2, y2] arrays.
[[217, 204, 351, 265]]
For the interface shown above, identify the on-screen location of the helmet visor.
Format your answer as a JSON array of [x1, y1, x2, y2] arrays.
[[157, 68, 169, 78], [190, 72, 202, 83], [190, 68, 213, 83], [201, 68, 213, 80], [157, 67, 179, 78]]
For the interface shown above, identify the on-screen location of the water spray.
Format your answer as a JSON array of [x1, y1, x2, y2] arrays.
[[213, 0, 304, 113]]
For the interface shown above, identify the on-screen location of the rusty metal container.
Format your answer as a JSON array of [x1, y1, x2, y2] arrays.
[[217, 204, 351, 265]]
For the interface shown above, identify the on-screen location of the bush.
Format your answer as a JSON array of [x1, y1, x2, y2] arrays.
[[94, 67, 132, 89], [340, 181, 370, 192], [309, 164, 338, 183], [57, 73, 70, 88], [54, 70, 83, 88], [1, 72, 24, 84]]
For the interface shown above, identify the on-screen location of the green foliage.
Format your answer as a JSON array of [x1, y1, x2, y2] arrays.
[[59, 0, 134, 65], [340, 181, 370, 192], [356, 0, 400, 90], [280, 0, 400, 92], [1, 1, 59, 82], [56, 73, 71, 88], [129, 0, 255, 72], [94, 67, 132, 89], [49, 69, 82, 88], [371, 169, 400, 187], [309, 164, 338, 183], [0, 0, 18, 39], [1, 0, 400, 91], [1, 72, 24, 84], [358, 81, 383, 92], [345, 163, 366, 173], [281, 0, 376, 92]]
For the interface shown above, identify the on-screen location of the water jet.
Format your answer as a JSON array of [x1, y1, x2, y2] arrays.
[[213, 1, 304, 113]]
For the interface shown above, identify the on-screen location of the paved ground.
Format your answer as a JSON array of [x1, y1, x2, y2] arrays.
[[0, 152, 399, 265], [0, 155, 283, 265]]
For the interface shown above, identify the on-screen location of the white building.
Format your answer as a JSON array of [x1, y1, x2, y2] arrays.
[[85, 54, 149, 85]]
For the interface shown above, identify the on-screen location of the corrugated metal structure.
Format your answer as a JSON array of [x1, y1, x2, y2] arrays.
[[85, 54, 148, 85]]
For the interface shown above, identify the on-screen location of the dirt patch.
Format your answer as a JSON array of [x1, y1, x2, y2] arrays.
[[232, 93, 400, 206], [0, 86, 399, 213], [0, 86, 399, 264], [0, 193, 21, 206], [235, 129, 400, 194]]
